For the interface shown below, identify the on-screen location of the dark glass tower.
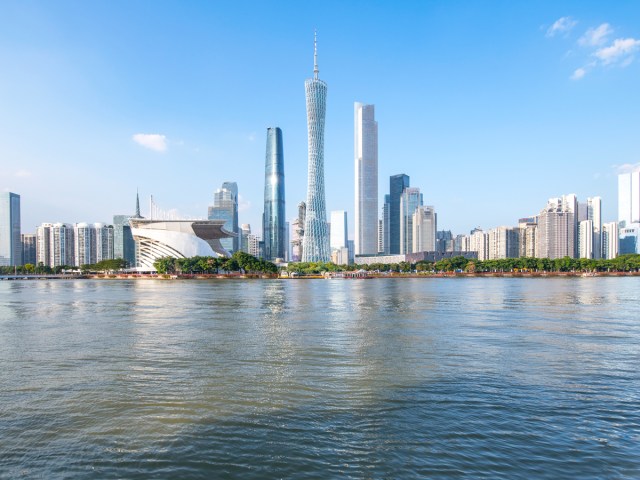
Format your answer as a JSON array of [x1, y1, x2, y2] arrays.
[[389, 174, 410, 254], [263, 127, 286, 261]]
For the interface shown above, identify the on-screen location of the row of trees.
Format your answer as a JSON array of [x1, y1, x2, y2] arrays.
[[285, 254, 640, 275], [153, 251, 278, 275], [0, 259, 130, 275]]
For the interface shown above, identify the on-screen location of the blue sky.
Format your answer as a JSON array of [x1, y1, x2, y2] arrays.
[[1, 1, 639, 236]]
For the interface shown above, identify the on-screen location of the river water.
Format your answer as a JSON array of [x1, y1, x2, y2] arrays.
[[1, 278, 639, 479]]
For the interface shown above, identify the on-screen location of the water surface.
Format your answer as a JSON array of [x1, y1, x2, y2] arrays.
[[1, 278, 639, 478]]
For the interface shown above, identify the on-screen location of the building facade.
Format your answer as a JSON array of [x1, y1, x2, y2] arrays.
[[399, 187, 422, 254], [263, 127, 286, 261], [208, 182, 239, 253], [488, 226, 519, 260], [22, 233, 36, 265], [412, 205, 437, 253], [0, 192, 21, 266], [602, 222, 619, 259], [536, 195, 576, 259], [354, 102, 378, 255], [618, 170, 640, 227], [389, 174, 410, 254], [301, 33, 330, 262]]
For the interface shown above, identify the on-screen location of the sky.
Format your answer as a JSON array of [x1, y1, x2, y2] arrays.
[[1, 0, 639, 237]]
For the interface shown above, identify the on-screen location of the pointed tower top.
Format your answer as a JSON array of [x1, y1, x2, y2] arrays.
[[135, 189, 141, 218], [313, 30, 319, 79]]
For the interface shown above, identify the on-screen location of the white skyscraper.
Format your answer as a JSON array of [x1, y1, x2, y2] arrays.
[[470, 228, 489, 261], [579, 220, 594, 259], [602, 222, 619, 259], [618, 170, 640, 227], [536, 195, 576, 259], [354, 102, 378, 255], [587, 196, 602, 259], [488, 226, 519, 259], [412, 205, 436, 253]]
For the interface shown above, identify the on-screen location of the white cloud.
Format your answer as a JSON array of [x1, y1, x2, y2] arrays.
[[571, 67, 587, 80], [616, 163, 640, 174], [546, 17, 578, 37], [578, 23, 613, 47], [594, 37, 640, 65], [14, 169, 32, 178], [132, 133, 168, 152]]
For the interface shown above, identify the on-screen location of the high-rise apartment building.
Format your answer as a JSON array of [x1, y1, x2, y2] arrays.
[[399, 187, 422, 254], [240, 224, 251, 254], [470, 228, 489, 261], [412, 205, 437, 253], [0, 192, 21, 266], [354, 102, 378, 255], [518, 217, 537, 258], [301, 33, 330, 262], [389, 174, 410, 254], [488, 227, 519, 260], [578, 220, 594, 259], [602, 222, 619, 259], [49, 223, 75, 267], [247, 233, 261, 258], [618, 170, 640, 227], [379, 195, 390, 254], [22, 234, 36, 265], [208, 182, 239, 253], [263, 127, 286, 261], [536, 195, 576, 259]]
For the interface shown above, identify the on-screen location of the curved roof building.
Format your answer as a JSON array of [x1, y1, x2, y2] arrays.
[[130, 219, 234, 270]]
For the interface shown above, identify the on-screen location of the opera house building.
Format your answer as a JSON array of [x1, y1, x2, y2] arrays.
[[130, 219, 234, 271]]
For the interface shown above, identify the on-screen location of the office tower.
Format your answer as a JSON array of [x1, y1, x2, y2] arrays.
[[389, 174, 410, 254], [302, 33, 330, 263], [536, 196, 576, 259], [518, 217, 537, 258], [208, 182, 239, 253], [354, 102, 378, 255], [470, 228, 489, 261], [399, 187, 422, 254], [114, 192, 142, 266], [488, 227, 519, 259], [291, 202, 306, 262], [0, 192, 22, 266], [602, 222, 619, 259], [22, 234, 36, 265], [412, 205, 437, 252], [618, 170, 640, 227], [330, 210, 348, 251], [436, 230, 453, 253], [619, 224, 640, 254], [263, 127, 286, 261], [347, 240, 355, 264], [379, 195, 390, 254], [284, 222, 290, 261]]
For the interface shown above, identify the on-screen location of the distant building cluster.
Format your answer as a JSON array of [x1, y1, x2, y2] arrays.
[[3, 35, 640, 271]]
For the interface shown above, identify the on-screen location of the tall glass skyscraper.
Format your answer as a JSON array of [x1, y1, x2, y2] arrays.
[[354, 102, 378, 255], [302, 32, 330, 263], [389, 174, 410, 254], [0, 192, 21, 266], [208, 182, 239, 253], [263, 127, 286, 261]]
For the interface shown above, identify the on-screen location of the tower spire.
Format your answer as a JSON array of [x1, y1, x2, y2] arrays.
[[313, 30, 319, 79], [135, 189, 141, 218]]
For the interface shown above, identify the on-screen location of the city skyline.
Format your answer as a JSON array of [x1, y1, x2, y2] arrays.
[[1, 2, 640, 236]]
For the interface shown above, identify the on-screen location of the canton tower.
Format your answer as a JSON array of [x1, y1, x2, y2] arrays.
[[302, 32, 330, 263]]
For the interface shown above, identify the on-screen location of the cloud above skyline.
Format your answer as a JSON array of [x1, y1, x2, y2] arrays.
[[616, 162, 640, 174], [132, 133, 168, 152], [548, 18, 640, 80], [578, 23, 613, 47], [546, 16, 578, 37]]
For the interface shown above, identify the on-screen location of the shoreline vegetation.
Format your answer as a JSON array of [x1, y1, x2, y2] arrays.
[[2, 253, 639, 280]]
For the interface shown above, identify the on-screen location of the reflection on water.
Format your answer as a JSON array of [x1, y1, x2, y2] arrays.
[[1, 278, 639, 479]]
